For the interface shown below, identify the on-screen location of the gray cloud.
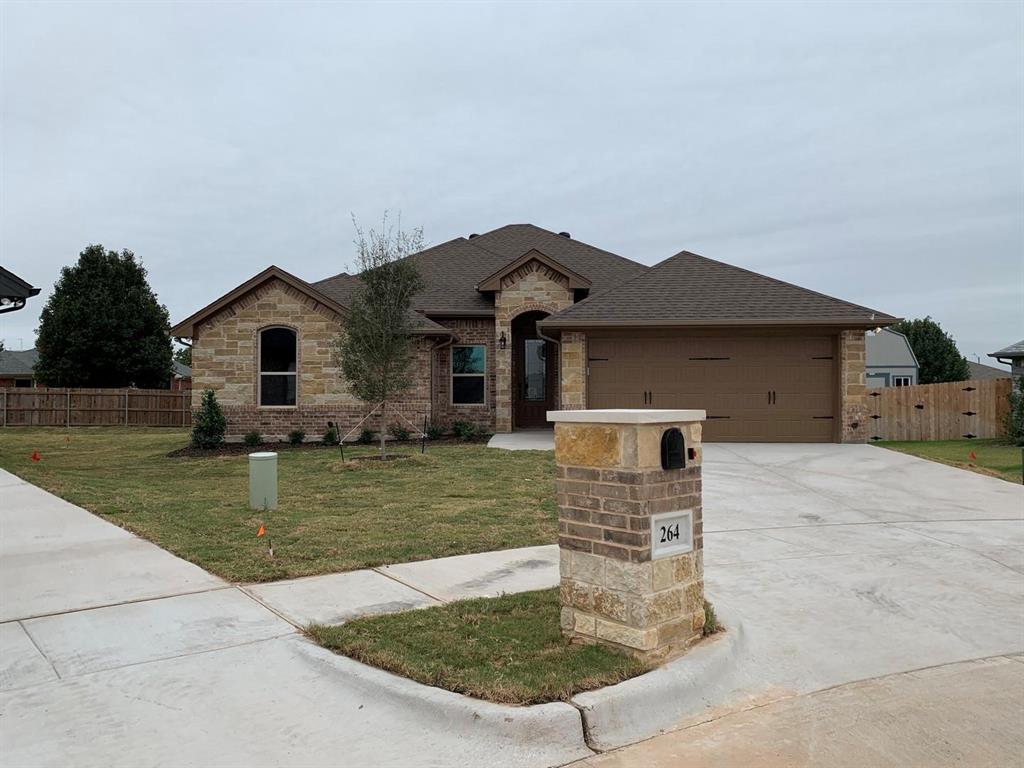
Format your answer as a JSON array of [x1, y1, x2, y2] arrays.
[[1, 1, 1020, 363]]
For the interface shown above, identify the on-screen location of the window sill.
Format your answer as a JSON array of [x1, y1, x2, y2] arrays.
[[258, 405, 299, 410]]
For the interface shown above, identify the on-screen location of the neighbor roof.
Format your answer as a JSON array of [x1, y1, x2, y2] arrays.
[[967, 360, 1011, 380], [0, 267, 40, 300], [314, 224, 647, 316], [0, 348, 38, 377], [541, 250, 899, 328], [990, 340, 1024, 359]]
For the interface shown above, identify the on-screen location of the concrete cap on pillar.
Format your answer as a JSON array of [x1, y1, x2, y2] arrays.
[[547, 408, 706, 424]]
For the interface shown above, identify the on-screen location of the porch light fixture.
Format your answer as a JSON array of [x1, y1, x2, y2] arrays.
[[499, 331, 507, 350]]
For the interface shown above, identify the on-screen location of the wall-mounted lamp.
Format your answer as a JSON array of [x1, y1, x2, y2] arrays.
[[499, 331, 507, 350]]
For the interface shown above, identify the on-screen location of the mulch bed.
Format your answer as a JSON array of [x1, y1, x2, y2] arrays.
[[167, 435, 492, 458]]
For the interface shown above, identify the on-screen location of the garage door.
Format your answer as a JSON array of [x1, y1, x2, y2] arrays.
[[587, 336, 837, 442]]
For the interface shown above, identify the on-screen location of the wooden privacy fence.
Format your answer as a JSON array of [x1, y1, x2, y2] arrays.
[[867, 378, 1011, 441], [0, 387, 191, 427]]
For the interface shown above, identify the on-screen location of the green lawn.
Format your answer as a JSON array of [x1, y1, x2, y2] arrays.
[[877, 438, 1023, 483], [308, 589, 650, 705], [0, 428, 557, 582]]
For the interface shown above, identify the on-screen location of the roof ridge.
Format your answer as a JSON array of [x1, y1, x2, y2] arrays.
[[670, 249, 892, 320], [474, 223, 648, 271]]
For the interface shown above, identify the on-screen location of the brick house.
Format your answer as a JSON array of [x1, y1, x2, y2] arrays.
[[170, 224, 897, 443]]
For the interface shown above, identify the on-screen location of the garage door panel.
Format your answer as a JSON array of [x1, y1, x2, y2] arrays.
[[587, 335, 837, 442]]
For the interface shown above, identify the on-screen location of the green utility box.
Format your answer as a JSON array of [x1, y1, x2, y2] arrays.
[[249, 451, 278, 510]]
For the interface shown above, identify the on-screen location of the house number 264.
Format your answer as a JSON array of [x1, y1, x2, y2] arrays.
[[659, 523, 681, 543]]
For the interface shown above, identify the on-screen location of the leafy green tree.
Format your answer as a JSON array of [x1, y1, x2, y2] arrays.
[[191, 389, 226, 448], [1005, 377, 1024, 446], [173, 346, 192, 368], [890, 317, 970, 384], [336, 214, 424, 457], [35, 245, 172, 388]]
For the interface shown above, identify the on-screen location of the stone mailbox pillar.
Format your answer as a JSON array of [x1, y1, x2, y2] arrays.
[[548, 408, 706, 662]]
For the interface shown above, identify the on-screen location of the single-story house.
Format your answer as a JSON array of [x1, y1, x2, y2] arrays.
[[171, 360, 192, 392], [0, 348, 39, 388], [171, 224, 897, 443], [865, 328, 918, 387], [0, 266, 40, 315], [989, 340, 1024, 381], [966, 360, 1011, 381]]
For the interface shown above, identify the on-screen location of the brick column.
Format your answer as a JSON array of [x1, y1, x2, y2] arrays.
[[840, 329, 868, 443], [549, 408, 706, 662]]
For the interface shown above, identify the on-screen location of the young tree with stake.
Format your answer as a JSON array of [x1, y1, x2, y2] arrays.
[[337, 214, 424, 458]]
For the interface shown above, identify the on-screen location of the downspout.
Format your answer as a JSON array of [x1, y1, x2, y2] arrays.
[[431, 333, 457, 426], [537, 325, 561, 410]]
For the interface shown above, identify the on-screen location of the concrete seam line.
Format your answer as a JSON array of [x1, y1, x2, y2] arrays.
[[706, 516, 1023, 534], [883, 523, 1024, 576], [234, 586, 306, 629], [8, 584, 235, 623], [566, 699, 600, 754], [17, 619, 62, 680], [371, 567, 448, 604]]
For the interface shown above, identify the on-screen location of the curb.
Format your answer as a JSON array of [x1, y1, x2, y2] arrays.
[[292, 634, 595, 767], [570, 604, 746, 752]]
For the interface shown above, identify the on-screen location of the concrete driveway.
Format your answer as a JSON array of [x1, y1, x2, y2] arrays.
[[2, 442, 1022, 767]]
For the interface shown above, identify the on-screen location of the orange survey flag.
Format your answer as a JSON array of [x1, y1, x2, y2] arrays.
[[30, 451, 41, 462], [257, 524, 266, 537], [968, 451, 977, 462]]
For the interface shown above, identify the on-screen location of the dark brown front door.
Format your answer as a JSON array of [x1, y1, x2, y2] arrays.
[[514, 334, 554, 428]]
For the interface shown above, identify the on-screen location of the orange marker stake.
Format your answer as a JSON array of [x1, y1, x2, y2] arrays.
[[30, 451, 41, 462]]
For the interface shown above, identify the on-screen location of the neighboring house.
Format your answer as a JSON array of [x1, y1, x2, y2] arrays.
[[0, 348, 39, 388], [171, 224, 897, 444], [989, 340, 1024, 381], [966, 360, 1011, 381], [171, 360, 192, 392], [865, 328, 918, 387], [0, 266, 40, 314]]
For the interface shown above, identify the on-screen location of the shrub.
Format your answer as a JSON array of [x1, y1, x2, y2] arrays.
[[191, 389, 226, 449], [322, 426, 340, 445], [389, 423, 411, 442], [1006, 376, 1024, 446], [357, 427, 376, 445], [243, 430, 262, 447], [451, 420, 479, 441], [425, 422, 446, 440], [288, 429, 306, 446], [703, 599, 722, 636]]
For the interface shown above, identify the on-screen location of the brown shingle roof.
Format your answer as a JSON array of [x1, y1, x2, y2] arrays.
[[990, 340, 1024, 359], [310, 271, 449, 333], [967, 361, 1011, 380], [541, 250, 898, 328], [313, 224, 647, 316]]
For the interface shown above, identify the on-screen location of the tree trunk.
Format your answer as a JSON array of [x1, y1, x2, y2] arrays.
[[380, 400, 387, 458]]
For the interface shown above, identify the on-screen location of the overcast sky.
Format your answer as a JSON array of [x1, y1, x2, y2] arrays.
[[1, 2, 1021, 364]]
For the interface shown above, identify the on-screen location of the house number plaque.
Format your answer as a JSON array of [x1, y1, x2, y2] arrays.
[[650, 510, 693, 559]]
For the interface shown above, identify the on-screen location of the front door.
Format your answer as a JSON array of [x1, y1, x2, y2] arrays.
[[514, 335, 553, 428]]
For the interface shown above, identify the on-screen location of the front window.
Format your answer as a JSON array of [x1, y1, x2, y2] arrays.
[[893, 375, 912, 387], [524, 339, 546, 401], [452, 345, 486, 405], [260, 327, 297, 406]]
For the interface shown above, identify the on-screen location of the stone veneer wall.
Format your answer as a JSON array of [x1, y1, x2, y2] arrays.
[[840, 329, 868, 443], [559, 332, 587, 411], [432, 317, 497, 432], [191, 278, 431, 441], [493, 261, 574, 432], [556, 421, 705, 660]]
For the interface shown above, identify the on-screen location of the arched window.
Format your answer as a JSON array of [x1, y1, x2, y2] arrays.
[[259, 327, 297, 406]]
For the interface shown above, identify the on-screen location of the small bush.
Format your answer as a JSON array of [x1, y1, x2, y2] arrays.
[[425, 422, 446, 440], [243, 430, 262, 447], [388, 423, 411, 442], [1005, 377, 1024, 446], [703, 599, 722, 636], [191, 389, 226, 449], [357, 427, 376, 445], [288, 429, 306, 446], [451, 420, 479, 441], [322, 426, 340, 445]]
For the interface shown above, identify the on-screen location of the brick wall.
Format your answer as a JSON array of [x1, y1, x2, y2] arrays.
[[432, 317, 497, 432], [560, 332, 587, 410]]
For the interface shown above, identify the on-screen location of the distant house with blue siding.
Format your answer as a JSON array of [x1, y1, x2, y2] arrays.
[[865, 329, 918, 387]]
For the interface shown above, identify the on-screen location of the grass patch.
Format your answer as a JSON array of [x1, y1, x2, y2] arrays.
[[307, 588, 650, 705], [877, 438, 1023, 483], [0, 427, 557, 582]]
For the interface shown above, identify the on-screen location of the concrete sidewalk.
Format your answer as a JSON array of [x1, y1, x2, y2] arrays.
[[580, 655, 1024, 767]]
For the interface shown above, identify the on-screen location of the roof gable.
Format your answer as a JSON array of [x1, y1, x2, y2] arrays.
[[170, 265, 348, 338], [0, 348, 38, 376], [475, 249, 592, 292], [542, 250, 898, 329]]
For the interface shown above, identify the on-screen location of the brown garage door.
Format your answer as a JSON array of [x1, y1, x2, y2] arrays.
[[587, 335, 837, 442]]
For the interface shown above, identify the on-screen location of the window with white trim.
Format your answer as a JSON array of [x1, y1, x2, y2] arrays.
[[892, 375, 912, 387], [452, 345, 486, 405], [259, 327, 297, 406]]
